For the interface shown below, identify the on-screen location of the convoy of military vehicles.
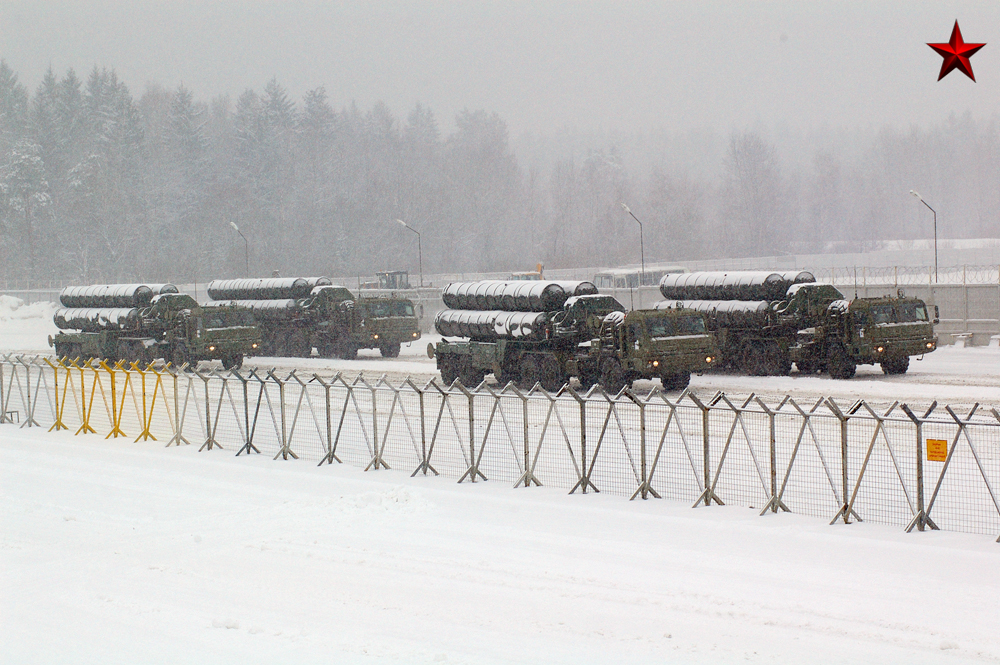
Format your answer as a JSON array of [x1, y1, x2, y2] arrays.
[[45, 267, 938, 390]]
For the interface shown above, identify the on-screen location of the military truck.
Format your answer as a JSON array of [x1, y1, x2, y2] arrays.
[[205, 278, 420, 359], [50, 287, 260, 369], [656, 272, 937, 379], [783, 285, 938, 379], [430, 284, 718, 392]]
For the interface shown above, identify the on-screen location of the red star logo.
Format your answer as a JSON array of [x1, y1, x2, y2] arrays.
[[927, 21, 985, 81]]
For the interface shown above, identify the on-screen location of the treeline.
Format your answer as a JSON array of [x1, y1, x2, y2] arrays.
[[0, 60, 997, 285]]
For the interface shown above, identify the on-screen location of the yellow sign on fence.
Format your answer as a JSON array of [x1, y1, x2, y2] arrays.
[[927, 439, 948, 462]]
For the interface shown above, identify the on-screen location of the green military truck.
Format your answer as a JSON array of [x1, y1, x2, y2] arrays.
[[656, 272, 937, 379], [50, 290, 260, 369], [205, 279, 421, 359], [783, 285, 938, 379], [430, 293, 718, 392], [346, 296, 422, 358]]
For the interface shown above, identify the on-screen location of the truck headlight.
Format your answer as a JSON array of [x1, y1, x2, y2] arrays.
[[651, 360, 659, 368], [373, 334, 379, 340], [412, 332, 419, 338], [208, 345, 215, 352], [926, 342, 935, 349], [706, 356, 714, 363], [876, 346, 884, 353], [252, 343, 258, 349]]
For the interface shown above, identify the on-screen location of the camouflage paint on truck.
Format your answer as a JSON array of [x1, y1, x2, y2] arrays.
[[50, 293, 260, 369]]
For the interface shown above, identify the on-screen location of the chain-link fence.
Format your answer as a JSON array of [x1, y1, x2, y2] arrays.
[[3, 355, 998, 541]]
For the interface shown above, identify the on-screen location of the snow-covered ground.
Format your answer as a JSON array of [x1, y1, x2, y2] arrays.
[[3, 427, 999, 665]]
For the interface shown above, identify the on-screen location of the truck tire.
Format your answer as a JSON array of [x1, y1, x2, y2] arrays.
[[287, 331, 311, 358], [222, 354, 243, 370], [459, 365, 485, 388], [519, 356, 540, 390], [439, 358, 459, 385], [54, 342, 70, 359], [661, 370, 691, 391], [796, 360, 818, 374], [538, 356, 566, 392], [171, 344, 191, 371], [881, 357, 909, 375], [379, 342, 401, 358], [764, 342, 792, 376], [578, 367, 599, 390], [740, 342, 767, 376], [827, 345, 856, 380], [599, 358, 627, 394], [337, 342, 358, 360]]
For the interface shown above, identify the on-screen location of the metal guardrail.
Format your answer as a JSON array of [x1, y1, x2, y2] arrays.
[[2, 355, 998, 541]]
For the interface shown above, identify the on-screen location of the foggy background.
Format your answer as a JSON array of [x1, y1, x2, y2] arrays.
[[0, 1, 997, 284]]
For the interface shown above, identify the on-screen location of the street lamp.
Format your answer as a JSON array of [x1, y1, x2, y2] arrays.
[[396, 219, 423, 288], [230, 221, 249, 278], [620, 203, 646, 287], [910, 190, 938, 283]]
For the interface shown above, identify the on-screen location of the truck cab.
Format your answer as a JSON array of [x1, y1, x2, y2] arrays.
[[592, 308, 718, 392]]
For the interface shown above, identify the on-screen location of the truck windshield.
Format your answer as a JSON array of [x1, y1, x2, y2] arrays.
[[897, 302, 928, 322], [392, 301, 415, 317], [646, 315, 706, 338], [869, 304, 894, 325]]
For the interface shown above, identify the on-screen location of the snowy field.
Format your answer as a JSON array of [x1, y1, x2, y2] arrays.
[[3, 427, 1000, 665], [2, 296, 1000, 663]]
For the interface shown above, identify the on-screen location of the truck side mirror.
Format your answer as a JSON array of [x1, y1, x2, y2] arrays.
[[933, 305, 940, 325]]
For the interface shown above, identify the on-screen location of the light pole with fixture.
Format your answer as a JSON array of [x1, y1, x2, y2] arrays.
[[396, 219, 423, 288], [620, 203, 646, 287], [230, 221, 249, 277], [909, 190, 938, 283]]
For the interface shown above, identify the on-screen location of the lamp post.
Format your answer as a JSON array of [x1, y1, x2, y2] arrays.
[[620, 203, 646, 287], [396, 219, 423, 288], [230, 221, 249, 277], [910, 190, 938, 283]]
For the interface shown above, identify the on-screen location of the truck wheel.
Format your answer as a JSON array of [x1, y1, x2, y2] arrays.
[[538, 356, 566, 392], [171, 345, 191, 371], [827, 345, 856, 380], [764, 343, 792, 376], [740, 342, 766, 376], [519, 356, 540, 390], [439, 358, 459, 385], [379, 342, 401, 358], [661, 371, 691, 391], [222, 355, 243, 370], [599, 358, 627, 394], [881, 357, 909, 375], [796, 360, 818, 374], [337, 343, 358, 360], [459, 365, 484, 388], [286, 332, 310, 358], [578, 368, 599, 389], [54, 342, 70, 359]]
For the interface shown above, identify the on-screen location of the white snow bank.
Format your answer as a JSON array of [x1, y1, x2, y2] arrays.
[[2, 428, 999, 665], [0, 294, 57, 321], [0, 294, 59, 353]]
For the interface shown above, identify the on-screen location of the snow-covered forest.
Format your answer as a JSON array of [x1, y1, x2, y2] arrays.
[[0, 60, 997, 285]]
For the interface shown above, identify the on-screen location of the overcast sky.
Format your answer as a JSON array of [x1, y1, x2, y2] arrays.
[[1, 1, 998, 137]]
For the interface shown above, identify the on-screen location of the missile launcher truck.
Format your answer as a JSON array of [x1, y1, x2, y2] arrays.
[[429, 280, 718, 392], [656, 271, 938, 379], [205, 278, 420, 359], [49, 284, 260, 369]]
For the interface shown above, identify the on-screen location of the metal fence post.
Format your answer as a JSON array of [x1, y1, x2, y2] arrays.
[[826, 398, 860, 524], [196, 367, 221, 451], [901, 402, 940, 532], [687, 392, 723, 507], [757, 395, 791, 514]]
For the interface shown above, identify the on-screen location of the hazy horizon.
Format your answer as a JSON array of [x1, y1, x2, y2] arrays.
[[2, 1, 998, 139]]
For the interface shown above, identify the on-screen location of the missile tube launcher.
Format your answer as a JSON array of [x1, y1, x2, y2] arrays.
[[430, 280, 718, 392], [656, 272, 938, 379], [49, 284, 260, 369], [205, 279, 421, 358]]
